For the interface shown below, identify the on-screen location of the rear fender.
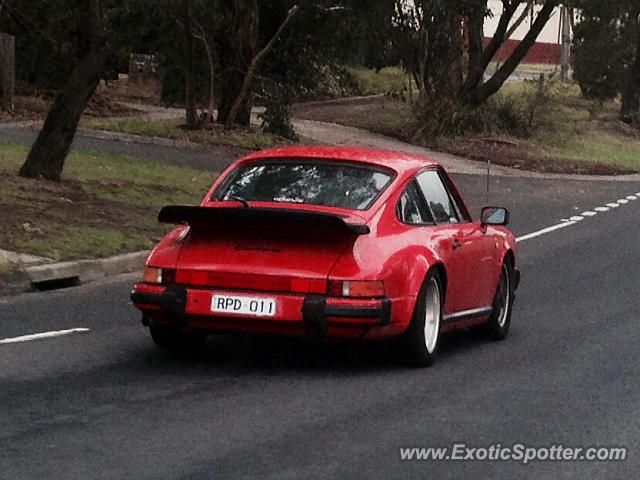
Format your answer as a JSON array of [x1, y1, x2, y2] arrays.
[[147, 226, 189, 268]]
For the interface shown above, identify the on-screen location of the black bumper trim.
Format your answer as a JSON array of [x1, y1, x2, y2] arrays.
[[303, 297, 392, 338], [131, 286, 187, 327]]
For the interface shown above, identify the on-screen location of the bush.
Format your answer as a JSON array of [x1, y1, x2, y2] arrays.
[[572, 8, 634, 100], [413, 76, 558, 140], [259, 100, 298, 142], [414, 96, 529, 139]]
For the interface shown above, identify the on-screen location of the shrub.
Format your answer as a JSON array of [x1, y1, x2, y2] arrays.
[[572, 7, 634, 100], [413, 75, 559, 141], [259, 100, 298, 142], [414, 96, 529, 139]]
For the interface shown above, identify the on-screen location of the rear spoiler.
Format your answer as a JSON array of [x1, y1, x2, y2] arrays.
[[158, 206, 370, 235]]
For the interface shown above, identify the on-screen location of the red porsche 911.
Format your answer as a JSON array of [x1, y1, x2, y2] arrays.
[[131, 146, 519, 366]]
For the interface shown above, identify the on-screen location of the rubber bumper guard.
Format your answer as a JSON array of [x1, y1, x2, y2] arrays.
[[302, 296, 391, 339]]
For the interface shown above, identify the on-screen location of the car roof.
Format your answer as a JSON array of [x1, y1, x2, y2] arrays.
[[241, 145, 439, 176]]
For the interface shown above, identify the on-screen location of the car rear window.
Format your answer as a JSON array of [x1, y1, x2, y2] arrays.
[[214, 159, 394, 210]]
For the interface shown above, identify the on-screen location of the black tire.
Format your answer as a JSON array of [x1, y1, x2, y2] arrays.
[[149, 326, 205, 351], [400, 270, 444, 367], [484, 260, 515, 340]]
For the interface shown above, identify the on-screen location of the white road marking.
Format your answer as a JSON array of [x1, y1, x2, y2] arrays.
[[517, 221, 577, 243], [0, 328, 91, 345], [517, 190, 638, 243]]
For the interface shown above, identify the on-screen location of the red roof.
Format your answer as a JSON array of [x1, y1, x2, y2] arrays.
[[242, 145, 438, 175]]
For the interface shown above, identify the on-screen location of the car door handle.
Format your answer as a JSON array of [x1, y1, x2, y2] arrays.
[[452, 239, 462, 250]]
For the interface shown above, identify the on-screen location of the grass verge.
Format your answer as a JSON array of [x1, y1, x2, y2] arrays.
[[0, 257, 12, 273], [82, 117, 297, 150], [346, 66, 412, 96], [0, 139, 217, 261], [294, 82, 640, 175]]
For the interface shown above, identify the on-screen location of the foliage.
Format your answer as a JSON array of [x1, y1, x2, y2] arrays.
[[346, 66, 410, 96], [393, 0, 560, 105], [414, 72, 570, 140], [572, 2, 635, 100], [258, 87, 298, 141]]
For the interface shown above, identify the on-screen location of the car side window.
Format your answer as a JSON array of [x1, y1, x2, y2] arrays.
[[416, 170, 461, 224], [397, 181, 434, 225]]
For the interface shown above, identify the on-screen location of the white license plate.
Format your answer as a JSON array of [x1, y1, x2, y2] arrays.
[[211, 294, 277, 317]]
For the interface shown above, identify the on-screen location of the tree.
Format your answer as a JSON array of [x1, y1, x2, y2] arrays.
[[224, 5, 299, 128], [619, 6, 640, 125], [571, 0, 640, 124], [394, 0, 560, 106], [572, 1, 634, 100], [181, 0, 198, 129], [217, 0, 259, 127], [19, 0, 108, 181]]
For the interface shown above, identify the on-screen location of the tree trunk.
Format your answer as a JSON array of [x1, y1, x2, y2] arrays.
[[0, 32, 15, 110], [19, 47, 107, 180], [182, 0, 198, 129], [466, 10, 485, 82], [193, 22, 216, 124], [620, 10, 640, 125], [224, 5, 299, 128], [217, 0, 258, 127], [465, 0, 560, 105], [462, 0, 518, 94]]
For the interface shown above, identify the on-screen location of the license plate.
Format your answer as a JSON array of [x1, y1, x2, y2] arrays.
[[211, 294, 277, 317]]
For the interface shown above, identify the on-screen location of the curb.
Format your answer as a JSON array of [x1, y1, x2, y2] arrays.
[[24, 250, 150, 290], [76, 128, 204, 151], [0, 269, 32, 295]]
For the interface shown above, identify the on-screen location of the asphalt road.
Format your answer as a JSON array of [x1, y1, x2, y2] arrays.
[[1, 162, 639, 478]]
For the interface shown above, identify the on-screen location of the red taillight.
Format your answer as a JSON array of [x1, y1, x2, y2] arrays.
[[327, 280, 385, 298], [290, 277, 327, 293], [173, 269, 326, 294]]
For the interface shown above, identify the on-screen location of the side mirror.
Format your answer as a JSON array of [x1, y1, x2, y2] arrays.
[[481, 206, 510, 226]]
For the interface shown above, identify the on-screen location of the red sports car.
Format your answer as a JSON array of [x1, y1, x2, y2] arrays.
[[131, 146, 519, 366]]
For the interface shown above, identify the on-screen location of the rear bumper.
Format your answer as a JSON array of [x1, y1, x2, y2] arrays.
[[302, 295, 391, 337], [131, 284, 392, 338]]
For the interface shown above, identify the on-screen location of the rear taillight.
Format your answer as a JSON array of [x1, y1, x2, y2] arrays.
[[142, 267, 175, 285], [327, 280, 385, 298]]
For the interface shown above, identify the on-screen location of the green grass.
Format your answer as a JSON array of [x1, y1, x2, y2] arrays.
[[507, 81, 640, 171], [0, 139, 217, 261], [82, 117, 292, 150], [0, 257, 12, 273], [546, 134, 640, 171], [17, 226, 150, 261], [346, 66, 412, 96]]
